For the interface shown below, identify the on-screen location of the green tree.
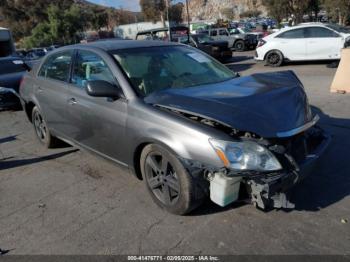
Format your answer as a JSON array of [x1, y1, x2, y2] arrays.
[[169, 3, 184, 24], [262, 0, 289, 24], [23, 22, 52, 48], [23, 3, 85, 48], [307, 0, 320, 21], [140, 0, 166, 24], [323, 0, 350, 25], [263, 0, 312, 24]]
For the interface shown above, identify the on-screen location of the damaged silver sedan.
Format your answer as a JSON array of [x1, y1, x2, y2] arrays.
[[19, 40, 331, 215]]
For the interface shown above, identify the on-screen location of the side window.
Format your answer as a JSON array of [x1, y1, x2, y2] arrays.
[[306, 27, 339, 38], [219, 29, 228, 36], [277, 29, 305, 39], [72, 50, 116, 88], [38, 51, 73, 82], [210, 30, 217, 37]]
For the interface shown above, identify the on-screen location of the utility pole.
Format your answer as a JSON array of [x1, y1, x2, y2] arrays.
[[186, 0, 190, 42], [166, 0, 172, 41]]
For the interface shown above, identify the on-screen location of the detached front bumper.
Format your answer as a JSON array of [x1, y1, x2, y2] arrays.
[[245, 130, 331, 210]]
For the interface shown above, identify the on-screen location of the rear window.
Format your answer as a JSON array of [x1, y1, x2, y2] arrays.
[[306, 27, 339, 38], [0, 30, 14, 57]]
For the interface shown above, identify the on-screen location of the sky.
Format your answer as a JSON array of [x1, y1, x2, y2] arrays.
[[89, 0, 185, 12]]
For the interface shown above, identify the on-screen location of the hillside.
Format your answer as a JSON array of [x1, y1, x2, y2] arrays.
[[187, 0, 267, 21], [0, 0, 140, 42]]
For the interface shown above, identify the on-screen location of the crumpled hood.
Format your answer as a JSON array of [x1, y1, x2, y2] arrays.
[[145, 71, 313, 138]]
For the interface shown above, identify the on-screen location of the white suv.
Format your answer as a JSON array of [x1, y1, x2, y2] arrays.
[[255, 23, 350, 67]]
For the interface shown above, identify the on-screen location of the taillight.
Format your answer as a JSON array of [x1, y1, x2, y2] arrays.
[[257, 39, 266, 48]]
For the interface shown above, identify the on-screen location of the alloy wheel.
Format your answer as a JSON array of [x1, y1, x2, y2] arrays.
[[33, 111, 47, 142], [145, 152, 180, 206], [268, 52, 280, 65]]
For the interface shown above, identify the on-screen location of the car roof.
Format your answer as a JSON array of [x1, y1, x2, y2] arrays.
[[58, 40, 179, 52], [280, 23, 330, 32]]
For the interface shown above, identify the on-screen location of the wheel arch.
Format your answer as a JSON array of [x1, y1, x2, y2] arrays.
[[24, 101, 36, 122], [132, 138, 187, 181]]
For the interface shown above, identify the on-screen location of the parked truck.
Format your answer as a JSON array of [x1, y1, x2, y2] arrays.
[[200, 28, 259, 51]]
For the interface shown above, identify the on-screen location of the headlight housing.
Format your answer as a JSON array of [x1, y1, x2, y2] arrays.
[[209, 139, 282, 172], [212, 46, 220, 51]]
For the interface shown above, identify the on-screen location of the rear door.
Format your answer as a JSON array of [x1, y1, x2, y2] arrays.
[[35, 50, 73, 135], [65, 49, 128, 163], [274, 28, 307, 60], [305, 27, 343, 60], [218, 29, 229, 41]]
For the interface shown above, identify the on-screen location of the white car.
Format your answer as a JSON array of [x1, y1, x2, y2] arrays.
[[255, 23, 350, 66]]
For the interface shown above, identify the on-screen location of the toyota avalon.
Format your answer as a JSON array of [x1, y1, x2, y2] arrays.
[[19, 40, 330, 215]]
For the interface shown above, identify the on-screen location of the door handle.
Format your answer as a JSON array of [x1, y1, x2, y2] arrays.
[[68, 98, 78, 105]]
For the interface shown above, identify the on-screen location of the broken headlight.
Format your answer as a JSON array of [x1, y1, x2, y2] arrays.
[[209, 139, 282, 172]]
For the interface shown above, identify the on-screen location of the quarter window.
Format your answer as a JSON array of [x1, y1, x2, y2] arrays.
[[277, 29, 305, 39], [38, 51, 73, 82], [72, 50, 116, 88]]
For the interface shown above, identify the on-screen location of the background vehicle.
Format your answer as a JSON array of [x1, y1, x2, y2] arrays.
[[25, 48, 46, 60], [20, 40, 329, 215], [0, 27, 28, 109], [136, 26, 189, 42], [256, 23, 350, 67], [178, 34, 232, 61], [0, 27, 15, 57], [201, 28, 258, 51]]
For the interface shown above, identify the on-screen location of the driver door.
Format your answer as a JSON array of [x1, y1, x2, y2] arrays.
[[65, 49, 128, 164]]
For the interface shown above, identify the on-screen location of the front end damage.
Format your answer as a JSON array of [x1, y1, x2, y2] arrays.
[[147, 71, 331, 210], [181, 118, 331, 211]]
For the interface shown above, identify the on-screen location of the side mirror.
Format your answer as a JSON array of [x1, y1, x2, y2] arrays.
[[86, 80, 123, 98]]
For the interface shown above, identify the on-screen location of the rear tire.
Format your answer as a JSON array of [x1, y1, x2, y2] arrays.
[[234, 40, 245, 52], [140, 144, 205, 215], [265, 50, 284, 67], [32, 106, 59, 148]]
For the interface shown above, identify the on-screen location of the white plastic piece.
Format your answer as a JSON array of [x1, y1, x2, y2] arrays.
[[209, 173, 242, 207]]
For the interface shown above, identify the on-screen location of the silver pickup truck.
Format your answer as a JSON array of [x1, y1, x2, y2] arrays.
[[201, 28, 259, 51]]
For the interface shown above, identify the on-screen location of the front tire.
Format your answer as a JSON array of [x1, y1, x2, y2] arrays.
[[32, 106, 59, 148], [265, 50, 284, 67], [140, 144, 205, 215]]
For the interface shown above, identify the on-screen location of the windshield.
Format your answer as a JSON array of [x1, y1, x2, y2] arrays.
[[326, 24, 350, 34], [112, 46, 235, 96]]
